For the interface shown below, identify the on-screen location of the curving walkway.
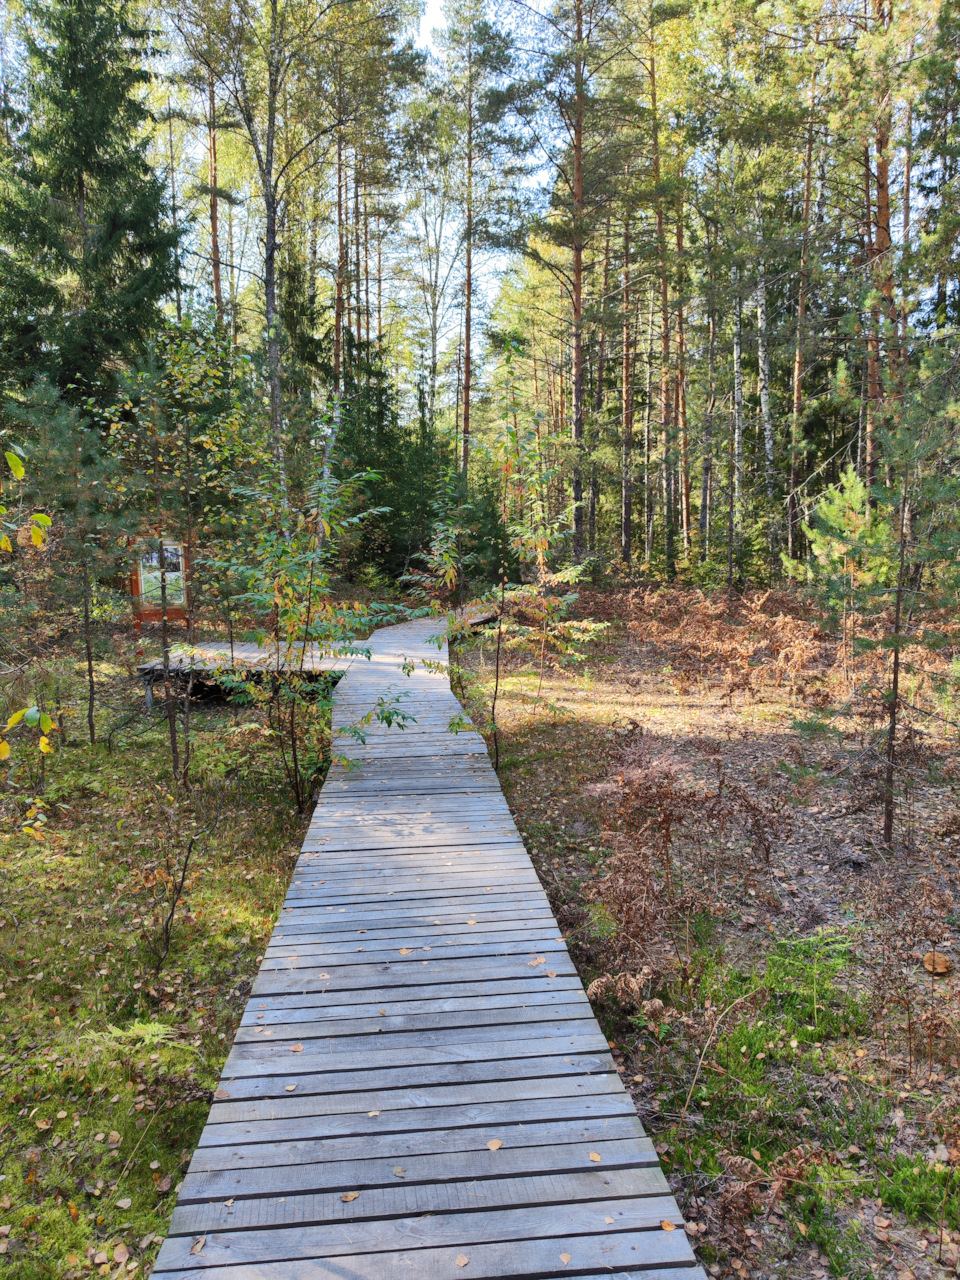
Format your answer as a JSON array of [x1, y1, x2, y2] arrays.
[[151, 618, 705, 1280]]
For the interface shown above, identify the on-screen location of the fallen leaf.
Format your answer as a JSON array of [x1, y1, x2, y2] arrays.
[[393, 1166, 406, 1178], [797, 1222, 807, 1237], [139, 1234, 156, 1251], [108, 1131, 121, 1146], [528, 956, 546, 967], [588, 1152, 602, 1163], [57, 1110, 67, 1119], [35, 1118, 51, 1131], [149, 1161, 160, 1170], [190, 1235, 206, 1256], [486, 1139, 503, 1151], [661, 1220, 676, 1231], [368, 1110, 380, 1117], [214, 1088, 230, 1099], [605, 1217, 614, 1224], [94, 1252, 109, 1266], [560, 1254, 571, 1265], [285, 1084, 297, 1092], [113, 1244, 129, 1264], [341, 1191, 360, 1202], [94, 1132, 105, 1143], [875, 1216, 892, 1229], [224, 1199, 235, 1207], [547, 971, 557, 978], [455, 1255, 469, 1268], [68, 1201, 79, 1223], [156, 1175, 173, 1194], [116, 1197, 132, 1210], [923, 951, 952, 975], [289, 1043, 304, 1053], [399, 948, 413, 955]]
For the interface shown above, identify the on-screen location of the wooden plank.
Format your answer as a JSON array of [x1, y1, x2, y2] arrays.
[[155, 1196, 686, 1269], [188, 1114, 648, 1174], [207, 1069, 620, 1126], [169, 1165, 672, 1237], [152, 1229, 700, 1278], [198, 1091, 637, 1149], [175, 1134, 660, 1203]]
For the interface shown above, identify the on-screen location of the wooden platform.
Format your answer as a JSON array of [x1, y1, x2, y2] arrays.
[[151, 618, 705, 1280], [136, 640, 353, 682]]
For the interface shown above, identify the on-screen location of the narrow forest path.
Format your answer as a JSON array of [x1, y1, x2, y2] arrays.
[[150, 617, 704, 1280]]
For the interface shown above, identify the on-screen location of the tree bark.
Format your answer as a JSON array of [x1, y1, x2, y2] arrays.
[[621, 212, 633, 566], [208, 75, 224, 323]]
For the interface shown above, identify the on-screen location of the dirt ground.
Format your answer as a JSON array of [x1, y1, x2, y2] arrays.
[[456, 586, 960, 1280]]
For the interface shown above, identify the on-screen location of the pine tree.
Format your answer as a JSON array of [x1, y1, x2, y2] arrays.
[[0, 0, 177, 395]]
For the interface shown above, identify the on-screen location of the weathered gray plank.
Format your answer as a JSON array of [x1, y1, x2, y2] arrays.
[[176, 1134, 660, 1203], [152, 1229, 700, 1279], [169, 1166, 671, 1237], [188, 1114, 648, 1174]]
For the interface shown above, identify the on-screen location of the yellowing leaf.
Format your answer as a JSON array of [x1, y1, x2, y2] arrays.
[[4, 452, 24, 480], [68, 1202, 79, 1224], [486, 1139, 503, 1151], [341, 1191, 360, 1202], [588, 1152, 602, 1163], [0, 742, 9, 761], [0, 535, 10, 553], [30, 524, 43, 547], [6, 710, 25, 729], [38, 737, 53, 754]]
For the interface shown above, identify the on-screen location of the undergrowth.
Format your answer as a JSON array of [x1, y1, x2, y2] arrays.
[[0, 635, 307, 1276]]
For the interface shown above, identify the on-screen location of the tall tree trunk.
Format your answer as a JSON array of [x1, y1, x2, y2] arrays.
[[789, 119, 814, 559], [570, 0, 586, 561], [732, 273, 745, 564], [167, 108, 182, 325], [462, 51, 474, 486], [700, 303, 716, 561], [621, 212, 633, 566], [675, 220, 690, 551], [334, 130, 345, 393], [208, 75, 224, 323], [756, 254, 776, 502], [650, 54, 673, 577]]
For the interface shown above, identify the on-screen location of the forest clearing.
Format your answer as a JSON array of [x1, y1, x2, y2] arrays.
[[2, 0, 960, 1274]]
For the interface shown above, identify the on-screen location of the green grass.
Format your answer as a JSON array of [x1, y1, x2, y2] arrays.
[[0, 669, 308, 1276]]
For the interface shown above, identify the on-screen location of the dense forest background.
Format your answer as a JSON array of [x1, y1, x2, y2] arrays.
[[3, 0, 960, 607]]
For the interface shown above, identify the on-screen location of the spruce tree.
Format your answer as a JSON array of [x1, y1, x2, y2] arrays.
[[0, 0, 177, 395]]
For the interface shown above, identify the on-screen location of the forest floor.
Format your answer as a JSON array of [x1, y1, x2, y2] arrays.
[[457, 586, 960, 1280], [3, 588, 959, 1280], [0, 634, 305, 1278]]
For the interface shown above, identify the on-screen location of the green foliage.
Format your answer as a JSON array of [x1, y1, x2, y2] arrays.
[[0, 0, 177, 394]]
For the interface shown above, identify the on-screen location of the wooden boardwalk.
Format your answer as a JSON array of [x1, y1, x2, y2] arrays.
[[152, 618, 705, 1280]]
